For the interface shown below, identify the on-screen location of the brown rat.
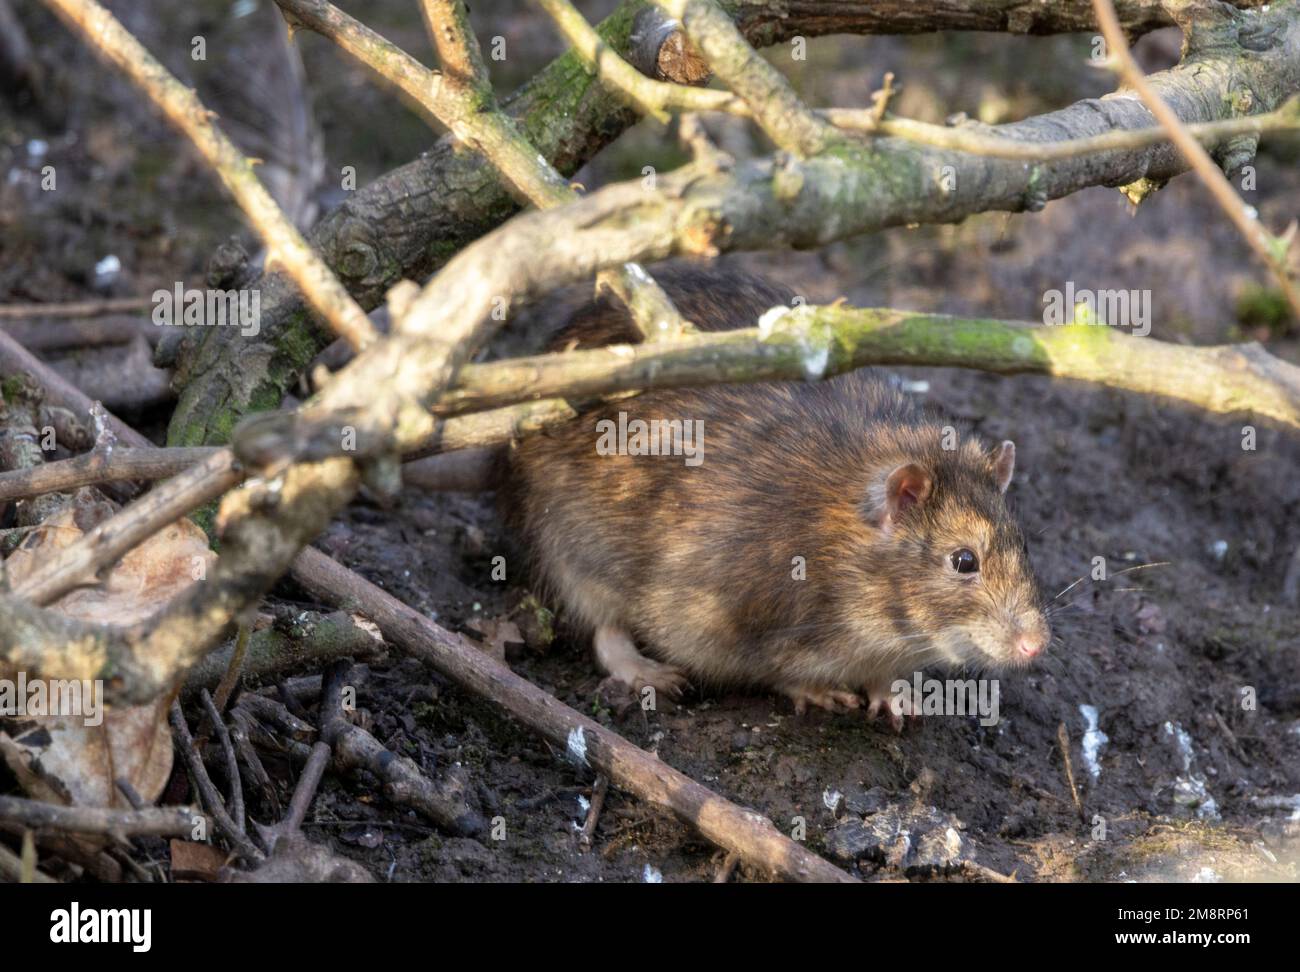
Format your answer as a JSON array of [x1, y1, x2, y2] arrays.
[[506, 267, 1050, 723]]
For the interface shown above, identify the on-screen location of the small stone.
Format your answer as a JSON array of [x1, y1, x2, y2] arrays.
[[824, 819, 876, 863], [844, 784, 890, 816]]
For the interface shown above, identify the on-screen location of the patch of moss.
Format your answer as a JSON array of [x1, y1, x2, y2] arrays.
[[1235, 285, 1293, 338]]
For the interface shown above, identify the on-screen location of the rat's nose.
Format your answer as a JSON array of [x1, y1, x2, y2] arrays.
[[1014, 630, 1046, 658]]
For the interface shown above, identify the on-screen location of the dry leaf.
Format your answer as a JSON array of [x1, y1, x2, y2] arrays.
[[466, 616, 524, 664], [170, 839, 229, 882], [1, 501, 217, 810]]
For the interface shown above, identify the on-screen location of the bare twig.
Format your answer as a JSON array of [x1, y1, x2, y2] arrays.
[[654, 0, 836, 155], [829, 98, 1300, 160], [318, 661, 485, 836], [212, 624, 251, 714], [42, 0, 376, 351], [0, 446, 219, 503], [579, 774, 609, 850], [0, 794, 205, 838], [0, 296, 155, 319], [169, 701, 264, 861], [538, 0, 739, 122], [276, 742, 331, 845], [12, 447, 242, 606], [418, 0, 490, 90], [0, 329, 152, 449], [291, 547, 857, 882], [1092, 0, 1300, 317], [260, 662, 341, 853], [1, 315, 160, 351], [200, 689, 246, 833], [1057, 722, 1086, 823], [183, 611, 384, 695], [276, 0, 688, 339], [229, 709, 283, 818], [400, 446, 497, 491]]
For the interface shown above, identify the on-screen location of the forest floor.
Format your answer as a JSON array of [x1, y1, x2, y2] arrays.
[[2, 0, 1298, 882]]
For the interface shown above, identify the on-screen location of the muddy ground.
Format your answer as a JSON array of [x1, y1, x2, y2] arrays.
[[2, 0, 1298, 882]]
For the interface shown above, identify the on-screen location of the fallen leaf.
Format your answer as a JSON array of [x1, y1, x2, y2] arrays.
[[467, 615, 524, 664], [1, 495, 217, 810], [169, 839, 230, 882]]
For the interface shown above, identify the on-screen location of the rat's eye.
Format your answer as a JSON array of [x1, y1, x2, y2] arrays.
[[950, 548, 980, 574]]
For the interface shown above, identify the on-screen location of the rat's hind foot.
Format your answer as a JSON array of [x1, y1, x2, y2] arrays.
[[786, 686, 863, 716], [593, 625, 689, 700], [865, 681, 917, 733]]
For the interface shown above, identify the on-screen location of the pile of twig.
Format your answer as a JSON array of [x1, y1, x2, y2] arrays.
[[3, 0, 1299, 882]]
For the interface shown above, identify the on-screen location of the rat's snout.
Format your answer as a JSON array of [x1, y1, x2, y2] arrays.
[[1011, 617, 1051, 660], [1014, 630, 1046, 659]]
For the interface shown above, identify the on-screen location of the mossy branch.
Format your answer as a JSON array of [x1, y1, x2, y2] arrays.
[[441, 306, 1300, 429]]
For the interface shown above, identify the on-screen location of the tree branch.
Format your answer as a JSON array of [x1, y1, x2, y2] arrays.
[[1092, 0, 1300, 316], [41, 0, 377, 351], [658, 0, 836, 155], [442, 306, 1300, 428], [163, 0, 1276, 450], [274, 0, 689, 340]]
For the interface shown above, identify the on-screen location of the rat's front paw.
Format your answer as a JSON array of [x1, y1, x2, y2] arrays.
[[786, 686, 863, 716], [601, 658, 690, 702]]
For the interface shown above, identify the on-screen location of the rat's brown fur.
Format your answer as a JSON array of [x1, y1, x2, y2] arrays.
[[506, 266, 1049, 714]]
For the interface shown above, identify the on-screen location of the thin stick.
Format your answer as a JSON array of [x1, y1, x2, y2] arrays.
[[579, 775, 609, 850], [1056, 722, 1086, 824], [0, 329, 151, 448], [42, 0, 376, 351], [0, 296, 154, 319], [275, 0, 689, 339], [212, 624, 251, 714], [229, 709, 283, 818], [654, 0, 835, 156], [0, 794, 204, 838], [13, 447, 242, 606], [438, 305, 1300, 429], [1, 316, 159, 352], [1092, 0, 1300, 318], [169, 701, 264, 861], [318, 660, 486, 836], [537, 0, 740, 123], [200, 689, 246, 833], [290, 546, 857, 882], [831, 100, 1300, 161], [276, 741, 331, 844], [0, 446, 219, 503], [418, 0, 490, 89]]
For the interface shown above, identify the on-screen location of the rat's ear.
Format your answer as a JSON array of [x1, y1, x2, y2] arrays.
[[993, 440, 1015, 494], [866, 463, 932, 531]]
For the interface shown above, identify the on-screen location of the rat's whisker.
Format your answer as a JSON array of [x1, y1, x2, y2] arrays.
[[1111, 561, 1170, 576], [1052, 574, 1090, 601]]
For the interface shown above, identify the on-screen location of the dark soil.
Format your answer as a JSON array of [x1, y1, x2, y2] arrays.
[[2, 0, 1297, 882]]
